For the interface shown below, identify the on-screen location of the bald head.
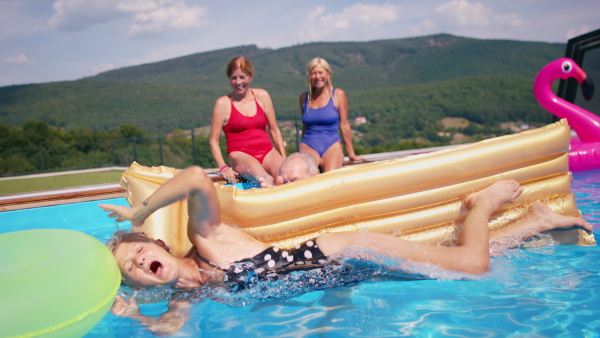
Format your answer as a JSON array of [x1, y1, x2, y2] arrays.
[[279, 152, 319, 184]]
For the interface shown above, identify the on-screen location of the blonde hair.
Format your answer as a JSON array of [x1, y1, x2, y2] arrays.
[[226, 56, 254, 78], [306, 57, 333, 102], [106, 230, 155, 255]]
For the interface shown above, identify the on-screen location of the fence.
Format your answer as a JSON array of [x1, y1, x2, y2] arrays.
[[1, 121, 303, 177], [2, 133, 215, 177]]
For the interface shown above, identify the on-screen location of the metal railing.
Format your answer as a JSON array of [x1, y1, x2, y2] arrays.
[[1, 132, 216, 177]]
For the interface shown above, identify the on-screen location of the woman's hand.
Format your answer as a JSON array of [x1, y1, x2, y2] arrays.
[[113, 296, 192, 337], [144, 300, 191, 336], [220, 167, 239, 183], [348, 154, 367, 163], [99, 204, 146, 227], [111, 295, 141, 318]]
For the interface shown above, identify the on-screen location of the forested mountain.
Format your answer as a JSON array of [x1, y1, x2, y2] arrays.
[[0, 33, 588, 147]]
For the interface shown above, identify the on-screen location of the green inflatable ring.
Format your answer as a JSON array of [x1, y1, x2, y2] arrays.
[[0, 229, 120, 338]]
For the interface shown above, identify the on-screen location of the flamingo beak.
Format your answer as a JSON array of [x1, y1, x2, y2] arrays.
[[581, 75, 595, 101]]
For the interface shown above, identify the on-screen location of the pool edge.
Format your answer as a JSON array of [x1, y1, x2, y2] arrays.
[[0, 184, 127, 211]]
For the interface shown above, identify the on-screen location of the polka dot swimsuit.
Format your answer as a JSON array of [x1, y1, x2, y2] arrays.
[[221, 240, 329, 292]]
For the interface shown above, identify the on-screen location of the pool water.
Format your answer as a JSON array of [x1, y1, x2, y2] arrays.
[[1, 170, 599, 337]]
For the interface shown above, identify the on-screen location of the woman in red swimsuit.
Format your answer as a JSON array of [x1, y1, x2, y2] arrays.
[[209, 56, 286, 186]]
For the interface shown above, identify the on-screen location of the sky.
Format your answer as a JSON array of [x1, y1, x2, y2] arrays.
[[1, 0, 598, 87]]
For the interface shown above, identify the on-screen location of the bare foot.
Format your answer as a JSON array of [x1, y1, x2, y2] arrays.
[[526, 201, 593, 234], [259, 175, 285, 188], [258, 177, 273, 188], [465, 180, 523, 211]]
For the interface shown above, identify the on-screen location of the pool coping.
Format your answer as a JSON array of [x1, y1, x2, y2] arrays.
[[0, 183, 127, 211], [0, 145, 458, 212], [0, 171, 226, 211]]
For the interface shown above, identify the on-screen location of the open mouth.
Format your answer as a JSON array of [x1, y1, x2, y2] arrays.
[[150, 261, 161, 275]]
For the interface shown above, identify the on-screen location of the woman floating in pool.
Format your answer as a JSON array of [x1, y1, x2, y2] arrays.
[[100, 164, 591, 334], [101, 165, 591, 287], [299, 57, 365, 172], [209, 56, 286, 186]]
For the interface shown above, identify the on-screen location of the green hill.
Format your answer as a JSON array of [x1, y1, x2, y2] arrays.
[[0, 33, 570, 141], [89, 34, 563, 91]]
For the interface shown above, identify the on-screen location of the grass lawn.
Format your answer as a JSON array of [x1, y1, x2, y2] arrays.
[[0, 171, 124, 195]]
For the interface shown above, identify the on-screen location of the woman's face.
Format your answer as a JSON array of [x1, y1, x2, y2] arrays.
[[229, 68, 252, 96], [113, 240, 180, 288], [309, 65, 329, 89]]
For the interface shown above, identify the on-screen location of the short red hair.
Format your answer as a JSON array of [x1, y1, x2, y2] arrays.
[[226, 56, 254, 78]]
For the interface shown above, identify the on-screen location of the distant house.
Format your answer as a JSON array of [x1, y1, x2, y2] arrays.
[[354, 117, 367, 125], [500, 121, 531, 133], [511, 123, 530, 133]]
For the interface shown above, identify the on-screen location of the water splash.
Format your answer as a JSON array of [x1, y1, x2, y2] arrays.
[[490, 231, 556, 258]]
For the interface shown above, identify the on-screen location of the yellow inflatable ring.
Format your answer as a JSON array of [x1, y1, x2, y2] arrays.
[[0, 229, 120, 338], [121, 120, 596, 258]]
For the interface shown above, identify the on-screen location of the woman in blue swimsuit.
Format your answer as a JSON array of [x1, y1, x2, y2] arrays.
[[299, 57, 366, 172]]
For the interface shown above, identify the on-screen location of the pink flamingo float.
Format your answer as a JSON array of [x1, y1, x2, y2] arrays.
[[534, 58, 599, 171]]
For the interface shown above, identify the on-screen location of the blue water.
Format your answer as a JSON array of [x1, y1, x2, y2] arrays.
[[1, 170, 599, 337]]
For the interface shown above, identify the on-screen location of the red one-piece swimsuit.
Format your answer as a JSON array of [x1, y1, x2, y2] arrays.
[[223, 92, 274, 164]]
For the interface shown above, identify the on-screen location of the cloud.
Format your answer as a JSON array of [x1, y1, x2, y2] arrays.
[[429, 0, 529, 31], [0, 0, 53, 40], [493, 13, 528, 28], [47, 0, 123, 31], [567, 26, 591, 40], [298, 3, 401, 41], [47, 0, 209, 37], [126, 0, 209, 38], [116, 0, 158, 13], [2, 53, 35, 64], [434, 0, 489, 28]]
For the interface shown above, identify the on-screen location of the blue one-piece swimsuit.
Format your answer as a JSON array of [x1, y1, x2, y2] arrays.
[[301, 89, 341, 157]]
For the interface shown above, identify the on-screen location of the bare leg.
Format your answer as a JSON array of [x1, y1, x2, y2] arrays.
[[320, 142, 344, 172], [229, 151, 274, 186], [316, 180, 523, 274], [261, 148, 285, 180], [300, 143, 322, 167], [489, 201, 593, 243]]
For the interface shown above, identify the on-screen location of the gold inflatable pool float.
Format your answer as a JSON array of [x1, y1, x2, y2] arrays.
[[120, 120, 596, 258]]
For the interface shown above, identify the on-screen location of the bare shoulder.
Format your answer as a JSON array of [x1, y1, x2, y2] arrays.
[[253, 88, 271, 99], [333, 88, 347, 108], [299, 91, 308, 102], [334, 88, 347, 98], [213, 95, 230, 109], [215, 95, 231, 106]]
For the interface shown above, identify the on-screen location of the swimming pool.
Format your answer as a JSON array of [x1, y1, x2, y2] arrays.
[[1, 169, 599, 337]]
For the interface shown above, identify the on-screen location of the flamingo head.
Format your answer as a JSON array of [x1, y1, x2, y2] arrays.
[[534, 58, 600, 144], [535, 58, 594, 101]]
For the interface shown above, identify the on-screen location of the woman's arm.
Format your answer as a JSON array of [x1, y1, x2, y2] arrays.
[[100, 166, 222, 234], [335, 89, 365, 162], [257, 89, 286, 158], [209, 96, 238, 182], [299, 92, 307, 138]]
